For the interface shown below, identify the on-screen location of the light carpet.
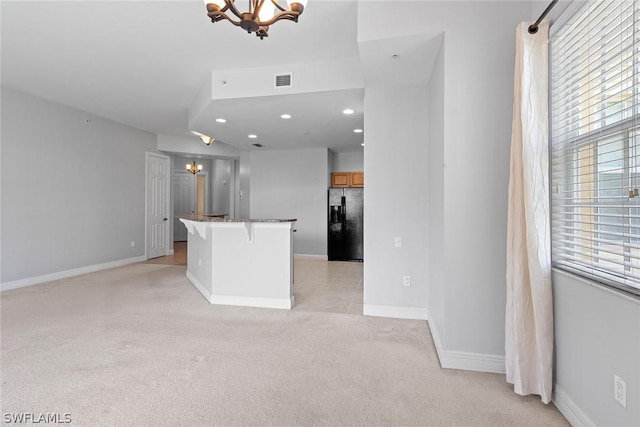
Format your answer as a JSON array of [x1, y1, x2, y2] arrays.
[[1, 263, 569, 426]]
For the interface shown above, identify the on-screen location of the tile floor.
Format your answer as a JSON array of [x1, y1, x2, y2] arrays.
[[145, 243, 363, 315], [292, 258, 363, 315]]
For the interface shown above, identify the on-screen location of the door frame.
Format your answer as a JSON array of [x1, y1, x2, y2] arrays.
[[145, 151, 171, 259]]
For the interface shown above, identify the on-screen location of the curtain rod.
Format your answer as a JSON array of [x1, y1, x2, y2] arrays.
[[528, 0, 559, 34]]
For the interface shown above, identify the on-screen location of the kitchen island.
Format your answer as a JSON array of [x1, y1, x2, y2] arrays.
[[179, 215, 296, 309]]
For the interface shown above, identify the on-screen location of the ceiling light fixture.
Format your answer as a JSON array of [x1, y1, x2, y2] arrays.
[[199, 135, 215, 145], [343, 109, 354, 115], [203, 0, 308, 40], [361, 143, 365, 146], [186, 159, 204, 174], [192, 131, 215, 145], [354, 129, 363, 133], [281, 114, 292, 119], [248, 134, 257, 139], [216, 118, 227, 123]]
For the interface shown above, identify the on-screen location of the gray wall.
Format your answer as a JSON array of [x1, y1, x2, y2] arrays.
[[359, 0, 530, 359], [553, 271, 640, 427], [539, 2, 640, 425], [363, 83, 430, 310], [1, 88, 157, 283], [427, 37, 446, 340], [332, 151, 363, 172], [210, 159, 231, 215], [239, 151, 250, 219], [249, 148, 329, 255]]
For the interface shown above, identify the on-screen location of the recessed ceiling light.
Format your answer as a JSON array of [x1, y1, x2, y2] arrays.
[[361, 143, 365, 146], [216, 118, 226, 123], [248, 134, 257, 139], [354, 129, 363, 133], [343, 109, 354, 115], [281, 114, 292, 119]]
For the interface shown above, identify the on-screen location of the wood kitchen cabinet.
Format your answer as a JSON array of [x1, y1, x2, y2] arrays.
[[349, 172, 364, 187], [331, 172, 364, 188], [331, 172, 350, 187]]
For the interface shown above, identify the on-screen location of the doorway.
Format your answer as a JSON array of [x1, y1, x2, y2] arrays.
[[173, 170, 208, 242]]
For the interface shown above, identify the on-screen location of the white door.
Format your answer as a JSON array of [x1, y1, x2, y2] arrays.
[[147, 153, 170, 259], [174, 171, 195, 242]]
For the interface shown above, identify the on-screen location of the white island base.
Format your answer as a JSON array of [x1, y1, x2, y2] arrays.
[[179, 218, 296, 309]]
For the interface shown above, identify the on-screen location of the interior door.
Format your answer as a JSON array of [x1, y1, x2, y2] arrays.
[[147, 153, 169, 259], [174, 172, 195, 242]]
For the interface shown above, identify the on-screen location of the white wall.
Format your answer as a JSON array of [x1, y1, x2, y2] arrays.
[[249, 148, 329, 255], [358, 1, 530, 365], [1, 88, 157, 285], [332, 151, 363, 172]]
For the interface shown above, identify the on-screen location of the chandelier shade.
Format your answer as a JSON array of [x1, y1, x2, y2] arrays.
[[186, 159, 204, 174], [204, 0, 307, 39]]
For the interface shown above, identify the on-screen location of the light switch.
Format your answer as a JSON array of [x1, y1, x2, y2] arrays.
[[394, 237, 402, 248]]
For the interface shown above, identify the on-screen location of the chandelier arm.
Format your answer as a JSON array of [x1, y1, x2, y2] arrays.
[[207, 11, 243, 27], [222, 0, 244, 20], [259, 10, 300, 26], [271, 0, 287, 13], [251, 0, 262, 21]]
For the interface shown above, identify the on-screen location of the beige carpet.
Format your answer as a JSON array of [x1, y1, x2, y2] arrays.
[[1, 263, 569, 426]]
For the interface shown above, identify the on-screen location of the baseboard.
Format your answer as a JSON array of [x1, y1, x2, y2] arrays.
[[210, 294, 294, 310], [186, 271, 213, 303], [427, 313, 506, 374], [168, 249, 175, 256], [294, 254, 328, 260], [438, 349, 506, 373], [185, 271, 293, 309], [1, 256, 147, 292], [552, 385, 596, 427], [363, 304, 429, 320]]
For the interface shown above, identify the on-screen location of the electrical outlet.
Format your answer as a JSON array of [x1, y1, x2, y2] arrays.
[[403, 275, 411, 287], [395, 237, 402, 248], [130, 241, 135, 248], [614, 375, 626, 408], [198, 258, 202, 267]]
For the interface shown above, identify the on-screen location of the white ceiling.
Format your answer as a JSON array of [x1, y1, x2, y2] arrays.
[[1, 0, 364, 152], [194, 89, 365, 152]]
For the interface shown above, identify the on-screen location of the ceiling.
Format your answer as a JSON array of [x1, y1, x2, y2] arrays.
[[1, 0, 363, 153]]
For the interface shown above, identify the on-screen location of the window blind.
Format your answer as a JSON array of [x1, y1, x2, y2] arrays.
[[550, 0, 640, 295]]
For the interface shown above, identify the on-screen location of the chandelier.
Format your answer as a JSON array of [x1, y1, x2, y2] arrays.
[[186, 159, 203, 174], [203, 0, 307, 40]]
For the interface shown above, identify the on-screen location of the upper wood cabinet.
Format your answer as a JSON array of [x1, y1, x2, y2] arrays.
[[331, 172, 350, 187], [331, 172, 364, 188], [350, 172, 364, 188]]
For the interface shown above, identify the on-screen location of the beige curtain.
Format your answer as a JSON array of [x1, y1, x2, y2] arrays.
[[505, 20, 553, 404]]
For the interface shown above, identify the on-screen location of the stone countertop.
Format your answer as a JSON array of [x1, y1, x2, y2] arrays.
[[179, 214, 296, 223]]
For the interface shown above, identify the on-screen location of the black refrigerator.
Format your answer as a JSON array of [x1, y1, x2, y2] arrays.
[[328, 188, 363, 261]]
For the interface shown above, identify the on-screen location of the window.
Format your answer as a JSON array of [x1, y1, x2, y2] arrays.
[[551, 0, 640, 295]]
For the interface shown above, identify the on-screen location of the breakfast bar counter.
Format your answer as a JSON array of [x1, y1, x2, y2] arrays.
[[179, 215, 296, 309]]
